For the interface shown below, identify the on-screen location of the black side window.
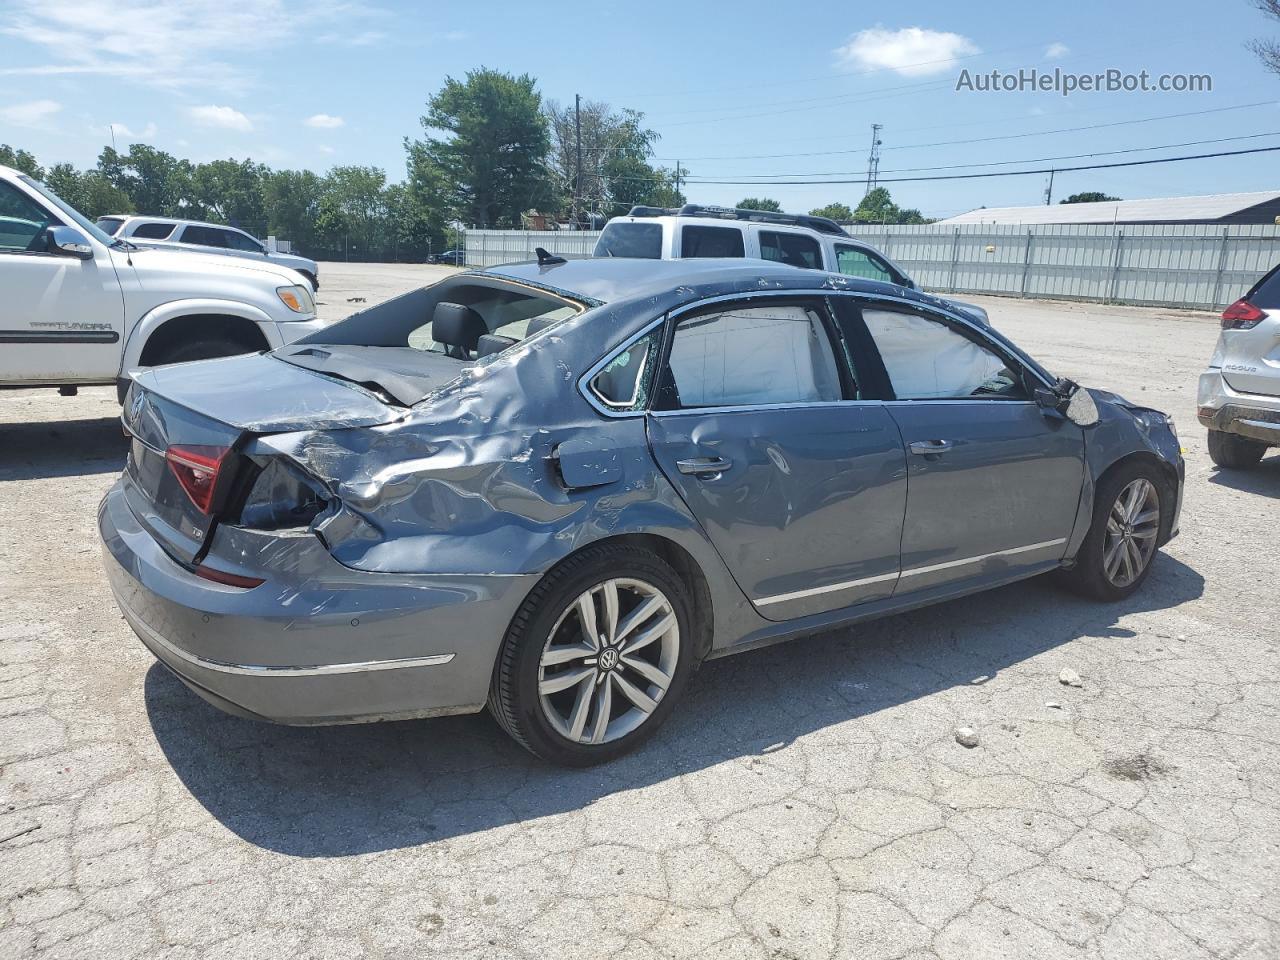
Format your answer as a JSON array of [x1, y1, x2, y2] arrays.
[[758, 231, 823, 269], [181, 225, 227, 248], [1246, 264, 1280, 309], [594, 222, 662, 258], [132, 222, 175, 240], [835, 245, 895, 283], [589, 330, 660, 411], [681, 225, 745, 258], [0, 182, 53, 253], [225, 230, 263, 252]]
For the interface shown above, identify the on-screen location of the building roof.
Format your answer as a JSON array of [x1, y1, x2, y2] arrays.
[[939, 191, 1280, 225]]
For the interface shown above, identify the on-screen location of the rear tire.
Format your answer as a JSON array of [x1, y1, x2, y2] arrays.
[[1064, 461, 1168, 602], [154, 337, 257, 366], [488, 543, 696, 767], [1207, 429, 1266, 469]]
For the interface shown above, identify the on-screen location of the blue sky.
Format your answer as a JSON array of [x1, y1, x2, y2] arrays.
[[2, 0, 1279, 219]]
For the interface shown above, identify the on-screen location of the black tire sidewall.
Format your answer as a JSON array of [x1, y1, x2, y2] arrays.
[[1207, 429, 1266, 469], [492, 545, 697, 767]]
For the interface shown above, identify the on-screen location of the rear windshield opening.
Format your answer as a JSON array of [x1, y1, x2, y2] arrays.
[[594, 222, 662, 259]]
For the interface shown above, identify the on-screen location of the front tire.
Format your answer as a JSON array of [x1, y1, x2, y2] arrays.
[[1065, 462, 1168, 601], [489, 543, 696, 766], [1207, 429, 1266, 469]]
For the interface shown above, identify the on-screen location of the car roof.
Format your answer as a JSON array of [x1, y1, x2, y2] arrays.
[[481, 256, 902, 308], [105, 215, 252, 232]]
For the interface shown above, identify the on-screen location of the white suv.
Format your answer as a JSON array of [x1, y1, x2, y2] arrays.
[[594, 204, 990, 326], [96, 215, 320, 291], [1197, 263, 1280, 468], [0, 165, 328, 401]]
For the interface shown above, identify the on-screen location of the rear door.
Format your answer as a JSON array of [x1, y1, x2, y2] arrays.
[[644, 295, 908, 620], [1221, 266, 1280, 397], [856, 301, 1084, 595]]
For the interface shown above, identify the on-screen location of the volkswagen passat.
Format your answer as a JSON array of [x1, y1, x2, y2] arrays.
[[100, 257, 1183, 765]]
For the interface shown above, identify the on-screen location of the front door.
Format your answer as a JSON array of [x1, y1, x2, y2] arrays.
[[645, 299, 908, 621], [858, 303, 1085, 594], [0, 179, 125, 382]]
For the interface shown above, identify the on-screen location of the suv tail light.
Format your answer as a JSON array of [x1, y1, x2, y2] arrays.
[[1221, 298, 1265, 330], [165, 445, 230, 514]]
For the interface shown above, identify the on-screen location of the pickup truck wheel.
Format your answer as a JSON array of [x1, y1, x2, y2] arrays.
[[155, 337, 256, 366], [1207, 429, 1266, 469], [300, 271, 319, 292]]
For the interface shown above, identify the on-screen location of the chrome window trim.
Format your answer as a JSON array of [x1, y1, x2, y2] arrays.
[[754, 537, 1067, 607], [578, 315, 668, 419]]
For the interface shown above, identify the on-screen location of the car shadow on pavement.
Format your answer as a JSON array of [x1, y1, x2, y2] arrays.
[[0, 417, 126, 480], [145, 555, 1204, 858], [1206, 455, 1280, 499]]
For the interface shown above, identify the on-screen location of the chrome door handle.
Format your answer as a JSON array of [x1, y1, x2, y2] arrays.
[[908, 439, 955, 456], [676, 456, 733, 476]]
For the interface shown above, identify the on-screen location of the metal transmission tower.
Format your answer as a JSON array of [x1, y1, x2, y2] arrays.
[[864, 124, 883, 196]]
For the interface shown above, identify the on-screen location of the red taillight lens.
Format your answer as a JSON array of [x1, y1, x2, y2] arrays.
[[193, 564, 265, 589], [165, 445, 230, 514], [1221, 299, 1265, 330]]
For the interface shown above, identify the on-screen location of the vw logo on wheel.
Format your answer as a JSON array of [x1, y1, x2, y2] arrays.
[[598, 647, 620, 671]]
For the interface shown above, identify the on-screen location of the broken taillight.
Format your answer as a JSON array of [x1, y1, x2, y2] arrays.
[[165, 445, 230, 514], [1221, 299, 1265, 330]]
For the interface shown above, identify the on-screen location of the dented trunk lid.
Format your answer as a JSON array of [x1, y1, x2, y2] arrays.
[[121, 352, 405, 564]]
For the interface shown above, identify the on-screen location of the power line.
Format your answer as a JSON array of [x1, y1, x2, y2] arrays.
[[678, 144, 1280, 186], [683, 131, 1280, 182], [654, 100, 1280, 162]]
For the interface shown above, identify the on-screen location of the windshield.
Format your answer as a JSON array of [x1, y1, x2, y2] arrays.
[[20, 175, 118, 246], [594, 222, 662, 259]]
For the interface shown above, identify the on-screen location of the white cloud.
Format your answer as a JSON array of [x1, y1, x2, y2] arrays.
[[0, 0, 388, 91], [188, 104, 252, 131], [0, 98, 61, 127], [305, 113, 344, 129], [319, 145, 336, 154], [1045, 42, 1070, 60], [835, 26, 980, 77], [106, 120, 158, 140]]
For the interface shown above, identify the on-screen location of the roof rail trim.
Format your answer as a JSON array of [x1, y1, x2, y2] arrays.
[[624, 204, 849, 237]]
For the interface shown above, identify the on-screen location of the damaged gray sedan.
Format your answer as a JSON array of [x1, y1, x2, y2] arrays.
[[100, 257, 1183, 765]]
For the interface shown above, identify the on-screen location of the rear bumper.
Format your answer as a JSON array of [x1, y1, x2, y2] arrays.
[[1196, 370, 1280, 446], [98, 479, 537, 725]]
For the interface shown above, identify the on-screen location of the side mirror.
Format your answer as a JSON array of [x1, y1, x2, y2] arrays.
[[48, 225, 94, 260], [1036, 379, 1099, 427]]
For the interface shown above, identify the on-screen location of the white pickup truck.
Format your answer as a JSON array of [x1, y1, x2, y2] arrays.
[[0, 165, 329, 401]]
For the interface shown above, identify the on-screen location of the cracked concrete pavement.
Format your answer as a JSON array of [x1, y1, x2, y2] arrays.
[[2, 266, 1278, 959]]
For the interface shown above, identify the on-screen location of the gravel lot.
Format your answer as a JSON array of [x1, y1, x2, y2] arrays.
[[2, 263, 1278, 960]]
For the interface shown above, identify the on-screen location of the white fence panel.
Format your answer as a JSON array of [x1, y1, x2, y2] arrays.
[[464, 224, 1280, 310]]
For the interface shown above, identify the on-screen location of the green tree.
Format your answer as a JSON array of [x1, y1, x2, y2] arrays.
[[809, 202, 854, 222], [1060, 191, 1121, 204], [851, 187, 929, 224], [408, 68, 551, 227], [262, 169, 325, 250], [318, 166, 390, 256], [736, 197, 782, 211], [0, 144, 43, 178], [44, 163, 133, 219], [190, 158, 267, 230]]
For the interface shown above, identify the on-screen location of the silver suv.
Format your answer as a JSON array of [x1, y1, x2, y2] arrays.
[[1198, 263, 1280, 468], [96, 215, 319, 291], [594, 204, 991, 327]]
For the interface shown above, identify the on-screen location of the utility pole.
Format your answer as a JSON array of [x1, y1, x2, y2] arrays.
[[674, 160, 682, 203], [574, 93, 583, 227], [1043, 169, 1055, 205], [864, 123, 883, 196]]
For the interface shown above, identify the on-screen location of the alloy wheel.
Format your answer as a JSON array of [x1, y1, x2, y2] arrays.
[[1102, 478, 1160, 587], [537, 578, 680, 745]]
